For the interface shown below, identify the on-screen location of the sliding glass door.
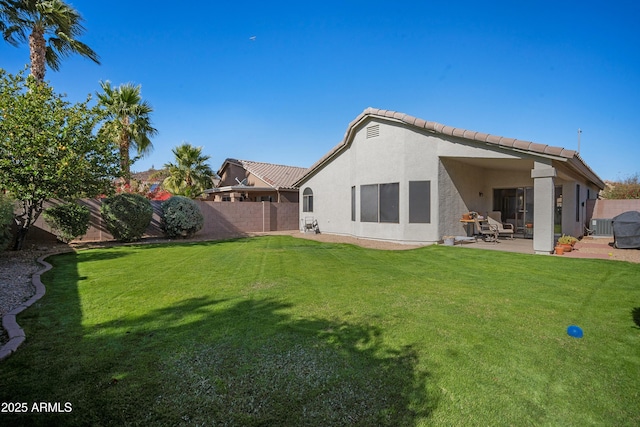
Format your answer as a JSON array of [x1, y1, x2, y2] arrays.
[[493, 187, 534, 232]]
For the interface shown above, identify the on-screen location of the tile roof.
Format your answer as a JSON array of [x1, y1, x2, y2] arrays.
[[223, 159, 307, 190], [297, 107, 604, 188]]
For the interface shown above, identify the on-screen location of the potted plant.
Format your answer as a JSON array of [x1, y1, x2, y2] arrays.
[[555, 245, 564, 255], [557, 234, 575, 252]]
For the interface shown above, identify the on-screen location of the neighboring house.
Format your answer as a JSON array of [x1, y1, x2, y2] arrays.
[[295, 107, 605, 254], [115, 168, 172, 200], [204, 158, 307, 203]]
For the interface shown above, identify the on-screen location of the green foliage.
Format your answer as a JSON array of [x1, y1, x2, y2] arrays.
[[0, 0, 100, 81], [161, 196, 204, 238], [557, 234, 578, 245], [601, 173, 640, 199], [162, 143, 214, 198], [0, 193, 15, 251], [100, 193, 152, 242], [43, 202, 90, 243], [97, 81, 157, 182], [0, 68, 119, 249]]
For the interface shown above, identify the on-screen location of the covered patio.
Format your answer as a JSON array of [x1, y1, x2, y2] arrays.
[[439, 151, 603, 254]]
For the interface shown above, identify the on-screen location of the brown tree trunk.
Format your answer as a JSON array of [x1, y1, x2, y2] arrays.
[[120, 117, 131, 184], [12, 200, 43, 251], [29, 27, 47, 82]]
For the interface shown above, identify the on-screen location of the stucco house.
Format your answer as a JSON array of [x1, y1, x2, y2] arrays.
[[205, 158, 307, 203], [295, 108, 605, 254]]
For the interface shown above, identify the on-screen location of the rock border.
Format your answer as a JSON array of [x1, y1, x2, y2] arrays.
[[0, 255, 51, 361]]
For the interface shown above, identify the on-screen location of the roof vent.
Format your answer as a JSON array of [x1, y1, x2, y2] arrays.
[[366, 124, 380, 139]]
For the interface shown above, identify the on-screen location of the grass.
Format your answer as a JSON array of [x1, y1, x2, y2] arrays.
[[1, 235, 639, 426]]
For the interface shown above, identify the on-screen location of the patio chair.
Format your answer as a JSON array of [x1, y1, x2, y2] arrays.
[[487, 215, 515, 240], [475, 218, 499, 242], [304, 217, 320, 234]]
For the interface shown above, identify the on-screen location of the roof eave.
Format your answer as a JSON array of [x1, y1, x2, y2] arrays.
[[295, 107, 605, 189]]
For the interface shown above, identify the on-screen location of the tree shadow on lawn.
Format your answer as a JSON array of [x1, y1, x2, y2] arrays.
[[94, 297, 436, 426], [633, 307, 640, 328], [2, 278, 437, 426]]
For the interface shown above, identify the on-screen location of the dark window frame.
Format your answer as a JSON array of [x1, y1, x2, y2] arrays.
[[360, 182, 399, 224], [409, 181, 431, 223], [351, 186, 356, 221], [303, 187, 313, 212]]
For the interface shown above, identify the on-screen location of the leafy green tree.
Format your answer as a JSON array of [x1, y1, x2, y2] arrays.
[[97, 81, 157, 184], [0, 0, 99, 81], [163, 143, 215, 198], [0, 68, 119, 249]]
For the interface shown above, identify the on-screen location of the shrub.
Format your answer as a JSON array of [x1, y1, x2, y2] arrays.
[[101, 193, 153, 242], [43, 203, 90, 243], [161, 196, 204, 238], [0, 194, 15, 251], [601, 173, 640, 199]]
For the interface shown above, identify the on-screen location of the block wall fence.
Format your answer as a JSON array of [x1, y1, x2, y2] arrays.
[[22, 199, 300, 245], [586, 199, 640, 220]]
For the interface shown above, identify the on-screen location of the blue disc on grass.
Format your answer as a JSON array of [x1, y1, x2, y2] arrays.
[[567, 325, 583, 338]]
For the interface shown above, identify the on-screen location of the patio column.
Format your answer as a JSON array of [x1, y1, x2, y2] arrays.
[[531, 161, 556, 254]]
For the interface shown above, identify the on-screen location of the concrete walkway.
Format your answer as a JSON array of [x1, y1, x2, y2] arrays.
[[286, 230, 640, 263]]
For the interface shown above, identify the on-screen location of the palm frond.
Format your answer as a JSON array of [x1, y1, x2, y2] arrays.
[[0, 0, 98, 79]]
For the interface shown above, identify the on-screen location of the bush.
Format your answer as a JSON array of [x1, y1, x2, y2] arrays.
[[161, 196, 204, 238], [601, 173, 640, 199], [0, 194, 15, 251], [43, 203, 90, 243], [101, 193, 153, 242]]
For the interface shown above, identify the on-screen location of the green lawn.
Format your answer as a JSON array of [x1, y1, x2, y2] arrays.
[[1, 235, 639, 426]]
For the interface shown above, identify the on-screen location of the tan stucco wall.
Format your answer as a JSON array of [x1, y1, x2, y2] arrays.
[[220, 163, 270, 188], [299, 118, 601, 246], [301, 119, 536, 244]]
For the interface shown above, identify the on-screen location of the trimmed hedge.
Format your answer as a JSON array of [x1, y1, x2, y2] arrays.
[[43, 202, 90, 243], [161, 196, 204, 238], [100, 193, 153, 242]]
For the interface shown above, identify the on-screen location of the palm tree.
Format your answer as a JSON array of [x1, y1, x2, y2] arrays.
[[1, 0, 99, 81], [163, 144, 215, 198], [97, 81, 157, 184]]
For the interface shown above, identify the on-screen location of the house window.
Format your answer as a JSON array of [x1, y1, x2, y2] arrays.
[[303, 188, 313, 212], [576, 184, 580, 222], [360, 183, 399, 223], [351, 186, 356, 221], [409, 181, 431, 223], [361, 184, 378, 222], [379, 183, 399, 223]]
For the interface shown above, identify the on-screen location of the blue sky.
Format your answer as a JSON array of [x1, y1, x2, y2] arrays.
[[2, 1, 639, 181]]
